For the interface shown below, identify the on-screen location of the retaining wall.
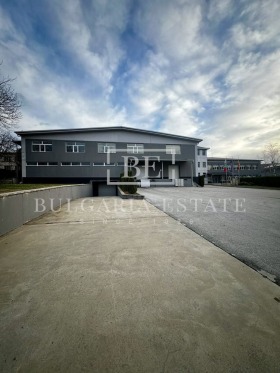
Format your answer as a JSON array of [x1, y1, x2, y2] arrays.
[[0, 184, 92, 236]]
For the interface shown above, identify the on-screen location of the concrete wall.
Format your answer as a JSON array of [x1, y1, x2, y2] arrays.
[[0, 184, 92, 236]]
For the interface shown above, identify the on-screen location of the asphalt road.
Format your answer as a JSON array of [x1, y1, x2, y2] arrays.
[[139, 186, 280, 284]]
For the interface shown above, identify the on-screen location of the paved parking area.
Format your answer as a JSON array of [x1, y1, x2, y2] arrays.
[[139, 186, 280, 284], [0, 197, 280, 372]]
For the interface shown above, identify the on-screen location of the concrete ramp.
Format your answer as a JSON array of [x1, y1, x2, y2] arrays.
[[0, 198, 280, 372]]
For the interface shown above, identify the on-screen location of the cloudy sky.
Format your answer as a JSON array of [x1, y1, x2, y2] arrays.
[[1, 0, 280, 158]]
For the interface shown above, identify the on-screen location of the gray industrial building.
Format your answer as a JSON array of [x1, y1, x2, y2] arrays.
[[16, 126, 202, 195], [207, 157, 262, 183]]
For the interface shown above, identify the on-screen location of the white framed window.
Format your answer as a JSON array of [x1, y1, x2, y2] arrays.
[[166, 145, 181, 154], [61, 162, 90, 166], [240, 165, 245, 170], [26, 162, 58, 166], [198, 162, 200, 167], [246, 165, 251, 170], [98, 143, 116, 153], [32, 140, 52, 152], [127, 144, 144, 154], [66, 142, 85, 153], [202, 150, 206, 156], [203, 162, 206, 167], [93, 162, 115, 166], [253, 165, 257, 170]]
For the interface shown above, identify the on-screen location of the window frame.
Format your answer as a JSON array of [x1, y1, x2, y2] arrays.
[[97, 143, 116, 154], [61, 162, 90, 166], [26, 162, 58, 166], [32, 140, 53, 152], [127, 144, 144, 154], [65, 142, 85, 153], [166, 145, 181, 154], [93, 162, 115, 166]]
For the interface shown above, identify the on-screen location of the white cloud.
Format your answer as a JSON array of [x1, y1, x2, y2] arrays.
[[51, 0, 129, 92], [207, 0, 233, 22], [134, 0, 205, 61]]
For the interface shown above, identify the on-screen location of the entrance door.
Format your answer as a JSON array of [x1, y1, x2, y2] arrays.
[[168, 164, 179, 179]]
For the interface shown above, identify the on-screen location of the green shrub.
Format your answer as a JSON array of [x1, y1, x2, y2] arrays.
[[120, 170, 138, 194]]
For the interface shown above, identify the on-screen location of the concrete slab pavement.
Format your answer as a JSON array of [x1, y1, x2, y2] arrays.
[[0, 197, 280, 372]]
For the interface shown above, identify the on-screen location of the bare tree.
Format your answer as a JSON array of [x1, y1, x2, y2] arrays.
[[263, 143, 280, 174], [0, 65, 22, 130], [0, 130, 18, 153]]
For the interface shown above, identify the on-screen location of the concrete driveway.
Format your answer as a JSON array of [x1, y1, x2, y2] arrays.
[[139, 186, 280, 284], [0, 197, 280, 372]]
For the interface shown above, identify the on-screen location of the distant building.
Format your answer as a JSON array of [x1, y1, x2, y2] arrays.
[[197, 146, 209, 183], [0, 153, 17, 171], [261, 163, 280, 176], [207, 157, 262, 183], [0, 152, 20, 181]]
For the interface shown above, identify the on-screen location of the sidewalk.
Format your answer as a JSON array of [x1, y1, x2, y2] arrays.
[[0, 197, 280, 372]]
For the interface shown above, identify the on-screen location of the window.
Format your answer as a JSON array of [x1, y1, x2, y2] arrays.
[[240, 165, 245, 170], [93, 162, 104, 166], [93, 162, 115, 166], [198, 162, 200, 167], [32, 140, 52, 152], [203, 162, 206, 167], [98, 143, 116, 153], [61, 162, 90, 166], [66, 142, 85, 153], [253, 165, 257, 170], [197, 150, 200, 155], [166, 145, 181, 154], [26, 162, 58, 166], [4, 155, 12, 162], [247, 165, 251, 170], [127, 144, 144, 154], [202, 150, 206, 156]]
